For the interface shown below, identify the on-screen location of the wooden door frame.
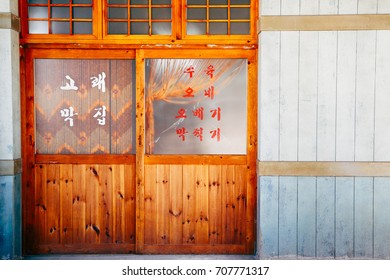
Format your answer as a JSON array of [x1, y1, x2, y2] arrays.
[[21, 47, 258, 255], [135, 49, 258, 254]]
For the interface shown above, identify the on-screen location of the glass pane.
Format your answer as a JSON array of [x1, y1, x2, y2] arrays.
[[130, 8, 149, 19], [130, 22, 149, 34], [210, 0, 228, 4], [231, 0, 250, 4], [210, 8, 227, 20], [108, 0, 128, 4], [28, 21, 48, 34], [152, 22, 171, 35], [130, 0, 148, 4], [73, 22, 92, 34], [145, 58, 247, 155], [210, 22, 227, 34], [51, 7, 70, 18], [109, 22, 128, 34], [109, 7, 128, 19], [187, 8, 206, 20], [52, 21, 70, 34], [152, 0, 171, 4], [187, 0, 206, 4], [28, 0, 48, 4], [231, 8, 250, 20], [51, 0, 69, 4], [152, 8, 171, 20], [231, 22, 249, 35], [73, 7, 92, 19], [28, 7, 48, 19], [73, 0, 92, 3], [35, 59, 136, 154], [186, 22, 205, 35]]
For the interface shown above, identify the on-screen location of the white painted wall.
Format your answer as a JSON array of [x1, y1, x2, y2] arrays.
[[262, 0, 390, 15], [259, 30, 390, 162]]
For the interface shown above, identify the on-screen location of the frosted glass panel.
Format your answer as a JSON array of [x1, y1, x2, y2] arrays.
[[145, 58, 247, 155]]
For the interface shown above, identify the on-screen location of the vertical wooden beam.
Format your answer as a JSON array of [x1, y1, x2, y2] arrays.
[[246, 50, 257, 254], [135, 49, 145, 253]]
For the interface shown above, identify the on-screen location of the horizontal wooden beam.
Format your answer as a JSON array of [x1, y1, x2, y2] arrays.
[[0, 12, 20, 32], [145, 155, 247, 165], [258, 161, 390, 177], [260, 15, 390, 31]]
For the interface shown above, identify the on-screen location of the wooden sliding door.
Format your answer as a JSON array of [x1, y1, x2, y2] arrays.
[[22, 49, 257, 255]]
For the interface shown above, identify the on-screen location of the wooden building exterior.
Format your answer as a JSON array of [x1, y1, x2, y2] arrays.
[[1, 0, 390, 259]]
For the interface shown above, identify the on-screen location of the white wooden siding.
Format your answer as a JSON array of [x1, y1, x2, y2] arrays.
[[261, 0, 390, 15], [259, 30, 390, 161], [259, 176, 390, 259]]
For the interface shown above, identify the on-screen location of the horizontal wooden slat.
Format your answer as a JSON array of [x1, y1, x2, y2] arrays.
[[260, 15, 390, 31], [145, 155, 247, 165], [35, 155, 136, 164], [258, 161, 390, 177], [142, 244, 246, 254], [33, 244, 136, 254]]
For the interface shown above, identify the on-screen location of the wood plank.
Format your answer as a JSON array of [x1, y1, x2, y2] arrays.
[[156, 165, 170, 244], [144, 165, 157, 245], [355, 31, 376, 161], [169, 165, 183, 245], [258, 161, 390, 176], [358, 0, 379, 14], [279, 31, 299, 161], [316, 177, 335, 258], [378, 0, 390, 13], [235, 165, 247, 244], [354, 177, 374, 258], [85, 165, 100, 244], [72, 164, 86, 244], [339, 0, 358, 14], [373, 177, 390, 258], [194, 165, 209, 244], [34, 244, 136, 254], [259, 31, 280, 161], [182, 165, 196, 244], [99, 165, 113, 244], [336, 31, 357, 161], [259, 176, 279, 258], [35, 164, 47, 245], [208, 165, 222, 244], [112, 165, 124, 244], [374, 31, 390, 161], [142, 244, 246, 255], [298, 31, 318, 161], [46, 164, 60, 244], [297, 177, 316, 258], [335, 177, 354, 258], [135, 49, 145, 253], [281, 0, 300, 15], [35, 154, 135, 164], [260, 15, 390, 31], [317, 31, 337, 161], [124, 164, 136, 245], [222, 165, 235, 244], [300, 0, 319, 15], [261, 0, 280, 16], [319, 0, 339, 15], [59, 164, 73, 244], [278, 176, 298, 257]]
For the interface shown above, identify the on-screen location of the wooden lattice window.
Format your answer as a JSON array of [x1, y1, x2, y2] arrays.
[[106, 0, 172, 35], [26, 0, 94, 35], [186, 0, 251, 35]]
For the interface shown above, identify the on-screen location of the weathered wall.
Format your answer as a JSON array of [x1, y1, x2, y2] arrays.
[[258, 0, 390, 259], [0, 2, 21, 259]]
